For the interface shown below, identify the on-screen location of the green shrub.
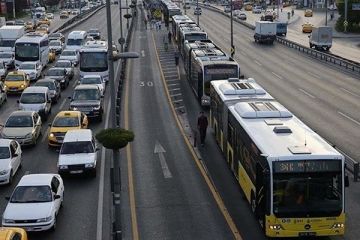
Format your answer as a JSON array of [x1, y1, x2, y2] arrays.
[[96, 128, 134, 150]]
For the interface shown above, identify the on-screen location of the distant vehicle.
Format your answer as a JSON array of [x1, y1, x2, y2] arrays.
[[87, 28, 101, 40], [34, 79, 61, 103], [59, 49, 79, 66], [2, 174, 64, 231], [275, 21, 287, 36], [60, 10, 69, 18], [5, 21, 15, 26], [0, 139, 22, 185], [25, 21, 35, 31], [37, 17, 50, 26], [0, 52, 15, 69], [302, 22, 313, 33], [254, 21, 277, 44], [237, 12, 247, 20], [14, 20, 25, 26], [46, 13, 54, 19], [0, 81, 7, 105], [309, 26, 332, 51], [0, 227, 28, 239], [0, 26, 25, 52], [14, 32, 49, 69], [0, 62, 8, 80], [79, 75, 105, 95], [66, 30, 87, 52], [54, 60, 74, 80], [71, 9, 80, 15], [261, 11, 275, 21], [1, 111, 42, 146], [35, 24, 49, 34], [49, 32, 65, 43], [17, 62, 42, 81], [203, 1, 210, 6], [224, 5, 231, 12], [18, 87, 52, 120], [252, 6, 262, 14], [58, 129, 98, 176], [45, 67, 70, 89], [194, 6, 202, 15], [69, 84, 104, 121], [49, 40, 64, 54], [244, 3, 252, 11], [304, 9, 313, 17], [4, 71, 30, 94]]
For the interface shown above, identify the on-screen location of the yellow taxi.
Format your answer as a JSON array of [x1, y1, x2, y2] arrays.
[[0, 227, 27, 240], [37, 17, 51, 26], [244, 4, 253, 11], [48, 49, 56, 62], [60, 10, 70, 19], [48, 111, 89, 147], [302, 22, 314, 33], [24, 21, 34, 31], [4, 71, 30, 93], [304, 9, 313, 17], [36, 24, 49, 34]]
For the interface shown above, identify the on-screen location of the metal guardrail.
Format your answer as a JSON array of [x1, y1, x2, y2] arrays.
[[198, 4, 360, 74]]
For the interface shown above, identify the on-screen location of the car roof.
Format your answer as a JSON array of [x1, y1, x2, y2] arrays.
[[55, 110, 81, 118], [36, 78, 56, 83], [56, 59, 71, 63], [9, 110, 35, 117], [63, 129, 93, 142], [0, 139, 13, 146], [83, 74, 102, 78], [18, 174, 57, 186], [7, 71, 25, 76], [22, 86, 48, 93], [75, 84, 99, 90]]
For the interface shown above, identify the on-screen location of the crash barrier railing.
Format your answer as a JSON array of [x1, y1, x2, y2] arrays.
[[51, 5, 105, 34], [197, 3, 360, 74]]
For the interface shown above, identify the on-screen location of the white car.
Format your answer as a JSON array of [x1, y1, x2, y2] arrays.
[[0, 52, 15, 69], [2, 174, 64, 231], [59, 49, 79, 66], [0, 61, 8, 80], [0, 139, 22, 185], [79, 75, 105, 95], [17, 62, 42, 81], [252, 6, 262, 14], [0, 82, 7, 106], [46, 13, 54, 19], [49, 40, 64, 54]]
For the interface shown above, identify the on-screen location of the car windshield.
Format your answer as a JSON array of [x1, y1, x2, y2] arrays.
[[47, 69, 65, 76], [55, 62, 71, 68], [35, 82, 55, 90], [5, 115, 33, 127], [53, 117, 79, 127], [62, 51, 76, 56], [88, 29, 99, 34], [20, 93, 45, 104], [61, 141, 94, 154], [50, 33, 61, 38], [0, 53, 12, 58], [0, 147, 10, 159], [67, 39, 82, 46], [19, 64, 35, 70], [0, 64, 4, 69], [10, 185, 52, 203], [73, 89, 100, 100], [5, 75, 24, 81], [81, 77, 102, 84], [50, 41, 61, 46]]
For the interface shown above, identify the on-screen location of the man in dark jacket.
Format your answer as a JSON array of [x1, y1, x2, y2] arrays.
[[197, 111, 208, 146]]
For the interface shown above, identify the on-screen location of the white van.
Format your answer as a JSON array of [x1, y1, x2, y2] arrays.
[[18, 86, 52, 120], [66, 30, 88, 52], [58, 129, 99, 177]]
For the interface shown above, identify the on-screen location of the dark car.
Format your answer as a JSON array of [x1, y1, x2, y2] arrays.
[[45, 67, 70, 89], [14, 20, 25, 26], [34, 78, 61, 103], [87, 29, 101, 40], [54, 60, 74, 80]]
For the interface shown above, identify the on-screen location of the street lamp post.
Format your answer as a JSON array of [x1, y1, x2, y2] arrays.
[[126, 0, 129, 29], [119, 0, 124, 52], [196, 0, 199, 25], [13, 0, 16, 19], [325, 0, 328, 25], [230, 0, 234, 58]]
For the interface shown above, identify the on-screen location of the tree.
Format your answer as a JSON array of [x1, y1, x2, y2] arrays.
[[96, 128, 134, 150], [336, 0, 360, 32]]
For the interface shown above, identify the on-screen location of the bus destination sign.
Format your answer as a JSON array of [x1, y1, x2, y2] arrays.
[[273, 160, 341, 173]]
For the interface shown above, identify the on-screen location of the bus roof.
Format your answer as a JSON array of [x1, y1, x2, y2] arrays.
[[228, 101, 343, 160], [15, 32, 48, 43], [211, 78, 274, 104]]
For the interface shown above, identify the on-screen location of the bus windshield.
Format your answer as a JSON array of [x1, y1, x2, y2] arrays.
[[80, 52, 108, 72], [15, 43, 39, 61], [185, 33, 207, 42], [204, 64, 239, 95], [0, 40, 16, 48], [273, 170, 343, 218], [67, 39, 82, 46]]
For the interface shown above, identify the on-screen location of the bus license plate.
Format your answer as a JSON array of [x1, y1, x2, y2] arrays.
[[70, 170, 83, 174], [299, 232, 316, 237]]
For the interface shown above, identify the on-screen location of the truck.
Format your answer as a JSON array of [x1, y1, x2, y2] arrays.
[[309, 26, 332, 51], [0, 26, 25, 52], [275, 21, 287, 36], [254, 21, 277, 44]]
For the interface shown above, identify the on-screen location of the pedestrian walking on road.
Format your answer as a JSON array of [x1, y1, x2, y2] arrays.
[[158, 21, 162, 30], [174, 50, 179, 66], [197, 111, 208, 146], [144, 18, 148, 29], [163, 34, 169, 51], [168, 31, 172, 43]]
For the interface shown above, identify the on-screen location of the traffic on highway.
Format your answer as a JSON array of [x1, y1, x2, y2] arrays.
[[0, 0, 359, 239]]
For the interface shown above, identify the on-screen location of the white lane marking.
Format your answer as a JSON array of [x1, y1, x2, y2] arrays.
[[299, 88, 316, 99], [271, 72, 283, 79], [154, 142, 172, 179], [239, 51, 247, 56], [307, 71, 320, 79], [59, 98, 67, 110], [141, 50, 145, 57], [168, 83, 179, 86], [338, 111, 360, 126], [41, 127, 50, 143], [170, 93, 182, 97], [340, 88, 360, 98], [168, 88, 180, 91], [97, 59, 121, 240], [254, 60, 262, 66], [174, 105, 185, 110], [173, 99, 183, 103], [72, 79, 78, 88]]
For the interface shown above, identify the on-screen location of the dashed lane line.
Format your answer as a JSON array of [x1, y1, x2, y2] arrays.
[[338, 111, 360, 127], [298, 88, 316, 99]]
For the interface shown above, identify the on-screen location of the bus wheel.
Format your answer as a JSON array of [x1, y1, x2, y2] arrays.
[[251, 191, 256, 213]]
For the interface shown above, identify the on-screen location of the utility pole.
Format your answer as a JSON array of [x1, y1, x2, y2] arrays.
[[119, 0, 124, 52], [196, 0, 199, 25], [105, 0, 121, 238], [344, 0, 348, 32], [13, 0, 16, 19], [79, 0, 82, 15], [325, 0, 328, 26], [230, 0, 234, 58], [126, 0, 129, 29]]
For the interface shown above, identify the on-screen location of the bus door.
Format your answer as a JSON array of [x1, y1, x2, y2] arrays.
[[255, 163, 268, 229], [198, 71, 203, 101]]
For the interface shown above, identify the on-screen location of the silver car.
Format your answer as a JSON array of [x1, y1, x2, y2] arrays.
[[34, 79, 61, 103], [59, 49, 79, 66], [1, 111, 42, 146], [49, 40, 64, 54], [0, 52, 14, 69], [0, 61, 8, 80], [54, 60, 74, 80]]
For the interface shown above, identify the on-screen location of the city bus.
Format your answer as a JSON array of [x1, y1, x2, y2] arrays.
[[188, 48, 240, 106], [79, 40, 108, 82], [14, 32, 49, 68], [171, 15, 194, 43], [179, 26, 208, 56], [210, 92, 348, 237], [183, 39, 216, 75]]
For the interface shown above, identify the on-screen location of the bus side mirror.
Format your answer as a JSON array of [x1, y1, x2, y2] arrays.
[[345, 175, 349, 187]]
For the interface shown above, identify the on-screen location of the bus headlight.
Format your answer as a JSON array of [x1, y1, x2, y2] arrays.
[[332, 223, 344, 229], [269, 224, 283, 230]]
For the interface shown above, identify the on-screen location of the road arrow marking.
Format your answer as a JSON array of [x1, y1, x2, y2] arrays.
[[154, 141, 172, 178]]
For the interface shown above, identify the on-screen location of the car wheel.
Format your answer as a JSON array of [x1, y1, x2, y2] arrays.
[[8, 170, 13, 185], [51, 217, 57, 231], [90, 168, 97, 178], [32, 136, 37, 146], [61, 192, 64, 208]]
